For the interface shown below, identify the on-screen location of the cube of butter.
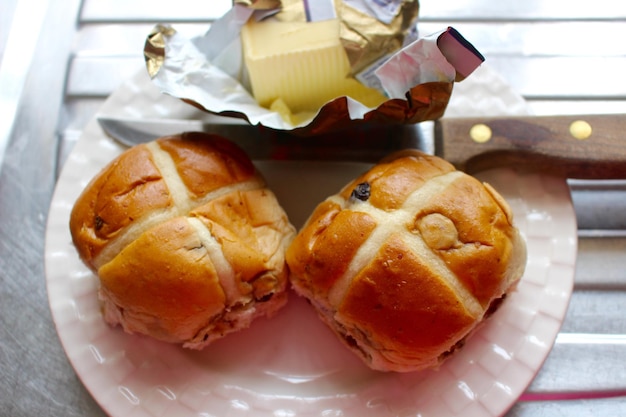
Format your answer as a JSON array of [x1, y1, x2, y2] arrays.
[[241, 18, 386, 119]]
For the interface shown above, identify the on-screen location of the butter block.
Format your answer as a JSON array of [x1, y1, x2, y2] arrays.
[[241, 18, 386, 119]]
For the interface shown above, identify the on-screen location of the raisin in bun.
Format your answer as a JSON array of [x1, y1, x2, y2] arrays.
[[286, 150, 526, 372], [69, 132, 295, 349]]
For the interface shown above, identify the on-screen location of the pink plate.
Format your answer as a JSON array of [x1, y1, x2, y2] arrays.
[[45, 65, 575, 417]]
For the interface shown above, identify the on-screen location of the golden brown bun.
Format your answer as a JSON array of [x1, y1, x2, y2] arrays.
[[70, 132, 295, 348], [286, 150, 526, 372]]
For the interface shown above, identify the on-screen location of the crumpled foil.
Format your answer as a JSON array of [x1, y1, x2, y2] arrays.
[[337, 0, 420, 75], [144, 1, 482, 136]]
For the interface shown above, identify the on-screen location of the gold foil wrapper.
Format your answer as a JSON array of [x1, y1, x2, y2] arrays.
[[287, 81, 452, 136], [234, 0, 282, 10], [143, 3, 482, 136], [338, 1, 420, 74], [144, 24, 175, 78]]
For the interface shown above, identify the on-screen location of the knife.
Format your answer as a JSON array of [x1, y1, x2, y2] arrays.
[[97, 114, 626, 179]]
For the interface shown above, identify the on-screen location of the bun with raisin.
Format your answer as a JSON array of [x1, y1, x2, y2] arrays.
[[69, 132, 295, 348], [286, 150, 526, 372]]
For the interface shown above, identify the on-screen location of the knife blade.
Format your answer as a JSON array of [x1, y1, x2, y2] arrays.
[[98, 114, 626, 179], [97, 116, 435, 163]]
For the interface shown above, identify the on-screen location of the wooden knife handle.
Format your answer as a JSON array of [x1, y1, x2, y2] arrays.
[[435, 114, 626, 179]]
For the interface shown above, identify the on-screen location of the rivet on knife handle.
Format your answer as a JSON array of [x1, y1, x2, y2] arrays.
[[569, 120, 592, 140], [434, 114, 626, 179]]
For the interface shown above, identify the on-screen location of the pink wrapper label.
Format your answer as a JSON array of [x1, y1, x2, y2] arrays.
[[437, 27, 485, 80]]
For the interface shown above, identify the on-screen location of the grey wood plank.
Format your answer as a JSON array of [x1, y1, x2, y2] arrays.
[[509, 395, 626, 416], [527, 100, 626, 116], [63, 54, 626, 100], [570, 183, 626, 231], [80, 0, 231, 22], [78, 0, 626, 22], [527, 333, 626, 393], [418, 21, 626, 57], [418, 0, 626, 20], [574, 237, 626, 288], [561, 291, 626, 334]]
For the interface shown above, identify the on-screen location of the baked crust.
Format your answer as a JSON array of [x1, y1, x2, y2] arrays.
[[286, 150, 526, 372], [70, 133, 295, 348]]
